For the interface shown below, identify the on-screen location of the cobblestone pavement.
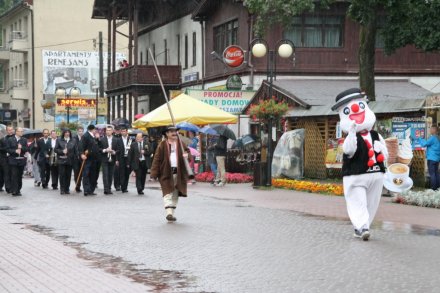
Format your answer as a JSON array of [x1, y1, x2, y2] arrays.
[[1, 178, 440, 292]]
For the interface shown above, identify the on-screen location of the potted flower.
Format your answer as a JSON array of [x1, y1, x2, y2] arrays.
[[248, 98, 289, 122]]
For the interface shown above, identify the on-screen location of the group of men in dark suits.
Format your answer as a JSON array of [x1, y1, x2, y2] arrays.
[[0, 124, 156, 196]]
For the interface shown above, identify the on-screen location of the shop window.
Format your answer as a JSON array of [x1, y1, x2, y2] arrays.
[[284, 15, 344, 48], [213, 19, 238, 53]]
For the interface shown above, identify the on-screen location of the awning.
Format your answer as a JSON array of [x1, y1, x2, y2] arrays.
[[132, 93, 238, 128]]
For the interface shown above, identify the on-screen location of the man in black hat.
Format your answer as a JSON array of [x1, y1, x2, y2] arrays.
[[79, 124, 100, 196], [0, 125, 15, 193], [113, 126, 122, 191]]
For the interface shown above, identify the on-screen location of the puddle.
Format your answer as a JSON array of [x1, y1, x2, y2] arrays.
[[25, 224, 212, 293], [296, 211, 440, 237]]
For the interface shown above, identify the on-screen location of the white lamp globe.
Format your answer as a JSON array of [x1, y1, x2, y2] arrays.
[[70, 87, 81, 97], [252, 43, 267, 58], [55, 88, 66, 97], [278, 43, 293, 58]]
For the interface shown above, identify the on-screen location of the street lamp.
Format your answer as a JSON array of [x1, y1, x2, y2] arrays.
[[250, 38, 295, 187], [55, 86, 81, 124]]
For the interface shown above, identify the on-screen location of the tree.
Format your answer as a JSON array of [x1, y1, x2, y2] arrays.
[[244, 0, 440, 101]]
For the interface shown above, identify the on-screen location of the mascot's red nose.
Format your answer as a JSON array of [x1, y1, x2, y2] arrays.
[[351, 103, 360, 113]]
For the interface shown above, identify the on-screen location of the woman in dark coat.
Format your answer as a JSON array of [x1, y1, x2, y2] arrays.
[[55, 129, 77, 194]]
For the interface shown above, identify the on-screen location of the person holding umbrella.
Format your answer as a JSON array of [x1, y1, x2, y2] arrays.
[[211, 125, 236, 187], [150, 125, 191, 222]]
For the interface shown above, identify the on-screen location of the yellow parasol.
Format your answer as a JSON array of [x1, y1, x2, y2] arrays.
[[132, 93, 238, 128]]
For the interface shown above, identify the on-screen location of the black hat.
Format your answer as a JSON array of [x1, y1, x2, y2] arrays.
[[162, 125, 179, 135], [331, 88, 366, 111]]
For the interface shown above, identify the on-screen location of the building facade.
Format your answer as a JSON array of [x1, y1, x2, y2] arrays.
[[0, 0, 125, 129]]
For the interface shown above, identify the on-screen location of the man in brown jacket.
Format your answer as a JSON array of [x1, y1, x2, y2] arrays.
[[150, 125, 190, 222]]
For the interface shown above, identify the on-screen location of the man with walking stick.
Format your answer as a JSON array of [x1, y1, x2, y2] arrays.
[[150, 125, 191, 222]]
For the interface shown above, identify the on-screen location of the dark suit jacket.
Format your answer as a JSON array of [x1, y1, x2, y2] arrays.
[[6, 136, 29, 166], [0, 134, 14, 159], [79, 131, 99, 160], [98, 136, 121, 163], [35, 137, 52, 164], [55, 138, 77, 165], [128, 139, 152, 170]]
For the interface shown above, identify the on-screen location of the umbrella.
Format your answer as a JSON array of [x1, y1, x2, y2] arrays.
[[132, 93, 237, 128], [231, 139, 243, 149], [111, 118, 130, 128], [23, 129, 43, 137], [199, 126, 218, 136], [188, 147, 200, 157], [211, 124, 236, 140], [176, 121, 200, 133], [134, 113, 145, 120], [232, 134, 259, 149]]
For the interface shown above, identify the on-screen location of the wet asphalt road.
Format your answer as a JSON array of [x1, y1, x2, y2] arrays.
[[1, 178, 440, 293]]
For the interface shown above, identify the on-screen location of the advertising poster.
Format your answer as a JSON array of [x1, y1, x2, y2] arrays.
[[186, 89, 255, 114], [391, 117, 426, 150], [42, 50, 124, 125]]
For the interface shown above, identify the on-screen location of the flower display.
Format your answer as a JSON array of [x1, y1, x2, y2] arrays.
[[248, 98, 289, 121], [195, 172, 253, 183], [392, 189, 440, 209], [272, 178, 344, 196]]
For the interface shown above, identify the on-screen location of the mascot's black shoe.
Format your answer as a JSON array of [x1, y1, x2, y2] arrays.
[[361, 229, 370, 241], [166, 214, 177, 222], [354, 229, 362, 238]]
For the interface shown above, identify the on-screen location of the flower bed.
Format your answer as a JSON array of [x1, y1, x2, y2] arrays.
[[195, 172, 253, 183], [392, 190, 440, 209], [272, 178, 344, 196]]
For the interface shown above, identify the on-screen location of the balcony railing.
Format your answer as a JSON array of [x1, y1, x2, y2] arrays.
[[106, 65, 181, 92], [10, 31, 26, 40], [11, 79, 27, 88]]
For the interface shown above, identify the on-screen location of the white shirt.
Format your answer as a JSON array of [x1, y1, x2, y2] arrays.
[[51, 138, 56, 148], [169, 142, 177, 168], [138, 141, 144, 161]]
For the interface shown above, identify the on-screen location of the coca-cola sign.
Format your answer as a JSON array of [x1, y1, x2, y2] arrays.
[[223, 45, 245, 68]]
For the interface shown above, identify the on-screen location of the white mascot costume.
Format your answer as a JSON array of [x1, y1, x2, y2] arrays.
[[331, 88, 388, 241]]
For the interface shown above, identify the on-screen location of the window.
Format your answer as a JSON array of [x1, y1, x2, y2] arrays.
[[192, 32, 196, 66], [184, 34, 188, 69], [284, 15, 344, 48], [213, 19, 238, 53], [164, 39, 168, 65], [177, 34, 181, 65]]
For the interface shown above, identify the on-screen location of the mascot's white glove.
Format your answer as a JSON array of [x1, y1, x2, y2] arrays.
[[343, 121, 358, 158], [374, 135, 389, 161]]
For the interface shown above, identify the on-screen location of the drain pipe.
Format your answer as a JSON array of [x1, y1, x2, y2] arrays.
[[25, 2, 35, 128], [247, 13, 254, 90]]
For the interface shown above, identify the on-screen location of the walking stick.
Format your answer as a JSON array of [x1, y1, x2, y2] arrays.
[[75, 151, 88, 188], [148, 48, 194, 179]]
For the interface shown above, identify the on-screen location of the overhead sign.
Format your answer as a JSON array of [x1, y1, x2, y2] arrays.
[[226, 75, 243, 90], [57, 98, 97, 108], [186, 89, 255, 114], [223, 45, 245, 68]]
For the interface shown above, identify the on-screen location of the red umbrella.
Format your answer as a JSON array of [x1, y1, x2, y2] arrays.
[[134, 113, 145, 120]]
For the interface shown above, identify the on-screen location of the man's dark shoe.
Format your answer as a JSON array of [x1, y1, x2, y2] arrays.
[[42, 185, 48, 189], [52, 187, 58, 190], [115, 188, 121, 191], [65, 191, 70, 194], [122, 190, 128, 193], [37, 182, 41, 187], [76, 188, 82, 193], [104, 191, 113, 195], [138, 191, 144, 195], [12, 193, 22, 196], [60, 191, 65, 195], [166, 214, 176, 222]]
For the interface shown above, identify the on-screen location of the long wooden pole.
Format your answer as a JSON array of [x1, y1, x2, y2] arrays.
[[147, 48, 194, 179]]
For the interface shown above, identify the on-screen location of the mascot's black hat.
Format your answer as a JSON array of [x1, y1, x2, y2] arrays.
[[331, 88, 366, 111]]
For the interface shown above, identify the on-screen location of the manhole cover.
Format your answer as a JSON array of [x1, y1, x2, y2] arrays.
[[0, 206, 12, 210]]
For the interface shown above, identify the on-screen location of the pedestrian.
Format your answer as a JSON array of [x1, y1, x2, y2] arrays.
[[331, 88, 388, 241], [128, 133, 151, 195], [118, 127, 133, 193], [416, 126, 440, 190], [49, 130, 59, 190], [80, 125, 100, 196], [214, 135, 228, 186], [0, 126, 15, 193], [29, 136, 41, 187], [6, 127, 28, 196], [150, 125, 191, 222], [113, 126, 122, 191], [55, 129, 77, 194], [73, 126, 84, 192], [35, 129, 52, 189], [99, 126, 120, 195], [207, 134, 218, 185]]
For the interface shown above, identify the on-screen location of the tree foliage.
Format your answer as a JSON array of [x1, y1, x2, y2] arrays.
[[244, 0, 440, 100]]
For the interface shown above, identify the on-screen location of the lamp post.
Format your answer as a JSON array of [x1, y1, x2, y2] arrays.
[[250, 38, 295, 187], [55, 86, 81, 124]]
